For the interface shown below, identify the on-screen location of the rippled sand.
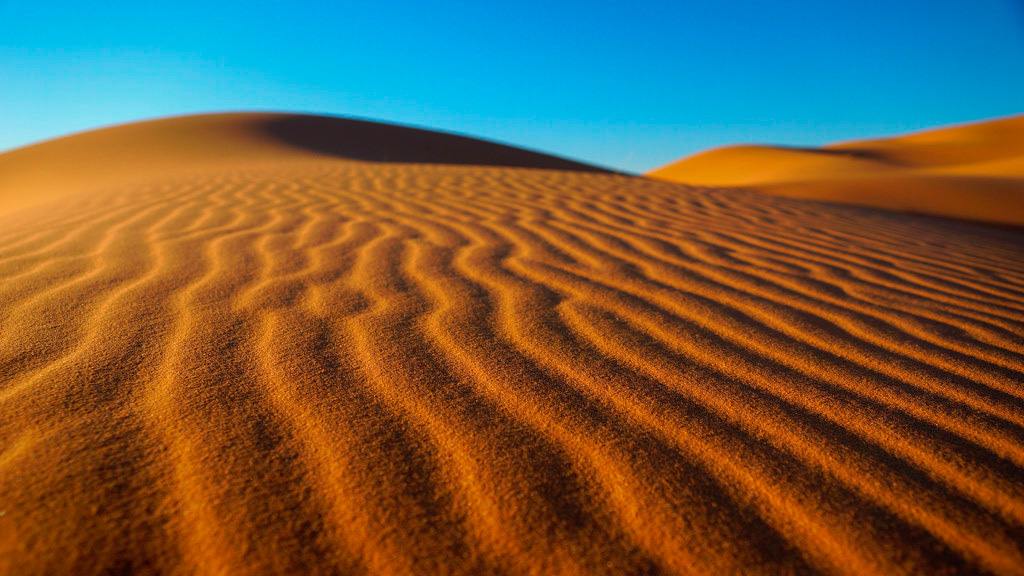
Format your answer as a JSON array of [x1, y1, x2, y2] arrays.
[[1, 114, 1023, 575]]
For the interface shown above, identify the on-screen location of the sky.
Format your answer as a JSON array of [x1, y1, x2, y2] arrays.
[[1, 0, 1023, 173]]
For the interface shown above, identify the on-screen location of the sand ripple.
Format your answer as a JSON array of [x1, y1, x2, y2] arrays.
[[1, 161, 1023, 574]]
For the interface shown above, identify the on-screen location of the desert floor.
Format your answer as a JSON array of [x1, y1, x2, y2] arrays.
[[1, 114, 1023, 575]]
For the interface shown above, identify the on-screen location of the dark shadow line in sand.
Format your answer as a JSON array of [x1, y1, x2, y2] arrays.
[[263, 115, 615, 173]]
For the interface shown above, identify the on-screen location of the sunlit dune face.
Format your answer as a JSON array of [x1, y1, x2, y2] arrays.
[[1, 114, 1023, 575]]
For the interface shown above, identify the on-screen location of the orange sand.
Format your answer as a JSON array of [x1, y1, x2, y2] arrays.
[[647, 115, 1024, 227], [1, 114, 1023, 575]]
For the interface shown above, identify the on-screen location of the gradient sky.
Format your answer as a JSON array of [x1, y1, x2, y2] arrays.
[[2, 0, 1023, 172]]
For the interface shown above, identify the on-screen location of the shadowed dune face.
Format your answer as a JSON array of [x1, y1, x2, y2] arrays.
[[262, 115, 612, 170], [1, 116, 1024, 575], [647, 115, 1024, 226]]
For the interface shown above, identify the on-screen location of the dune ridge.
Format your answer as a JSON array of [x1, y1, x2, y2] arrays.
[[1, 115, 1023, 574], [647, 114, 1024, 226]]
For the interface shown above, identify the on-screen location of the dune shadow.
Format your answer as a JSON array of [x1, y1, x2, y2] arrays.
[[774, 144, 896, 164], [263, 115, 614, 172]]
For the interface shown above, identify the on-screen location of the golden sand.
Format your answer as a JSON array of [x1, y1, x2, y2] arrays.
[[1, 114, 1023, 574], [648, 115, 1024, 227]]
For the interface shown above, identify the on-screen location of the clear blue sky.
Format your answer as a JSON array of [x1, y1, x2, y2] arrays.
[[2, 0, 1023, 172]]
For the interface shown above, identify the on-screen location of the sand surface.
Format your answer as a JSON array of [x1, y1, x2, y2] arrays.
[[1, 114, 1024, 575], [647, 115, 1024, 227]]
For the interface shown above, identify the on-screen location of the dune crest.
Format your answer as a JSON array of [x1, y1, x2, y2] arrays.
[[647, 115, 1024, 226], [1, 115, 1023, 574]]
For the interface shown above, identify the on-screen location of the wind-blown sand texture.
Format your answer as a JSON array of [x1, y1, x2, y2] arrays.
[[1, 114, 1024, 575], [647, 115, 1024, 227]]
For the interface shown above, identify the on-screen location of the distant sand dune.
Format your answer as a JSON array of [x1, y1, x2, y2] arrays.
[[647, 115, 1024, 227], [1, 114, 1023, 574]]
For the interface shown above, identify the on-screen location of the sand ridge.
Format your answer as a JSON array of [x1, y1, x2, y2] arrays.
[[1, 114, 1023, 574], [647, 115, 1024, 227]]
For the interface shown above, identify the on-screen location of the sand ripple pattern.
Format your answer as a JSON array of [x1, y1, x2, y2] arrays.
[[1, 162, 1023, 575]]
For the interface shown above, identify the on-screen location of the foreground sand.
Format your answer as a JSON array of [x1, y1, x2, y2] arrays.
[[648, 115, 1024, 227], [1, 115, 1023, 575]]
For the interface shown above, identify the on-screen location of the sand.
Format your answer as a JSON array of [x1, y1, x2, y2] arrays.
[[1, 113, 1023, 575], [647, 115, 1024, 227]]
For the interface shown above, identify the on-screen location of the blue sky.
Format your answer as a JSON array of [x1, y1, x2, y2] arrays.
[[2, 0, 1023, 172]]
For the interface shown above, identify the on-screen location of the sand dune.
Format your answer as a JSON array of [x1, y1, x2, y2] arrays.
[[647, 115, 1024, 227], [1, 114, 1023, 575], [0, 113, 607, 212]]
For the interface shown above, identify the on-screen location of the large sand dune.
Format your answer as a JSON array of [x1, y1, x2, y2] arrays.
[[647, 115, 1024, 227], [1, 114, 1023, 575]]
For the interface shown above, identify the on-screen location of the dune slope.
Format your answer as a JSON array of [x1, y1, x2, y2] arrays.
[[647, 115, 1024, 226], [1, 114, 1024, 575]]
